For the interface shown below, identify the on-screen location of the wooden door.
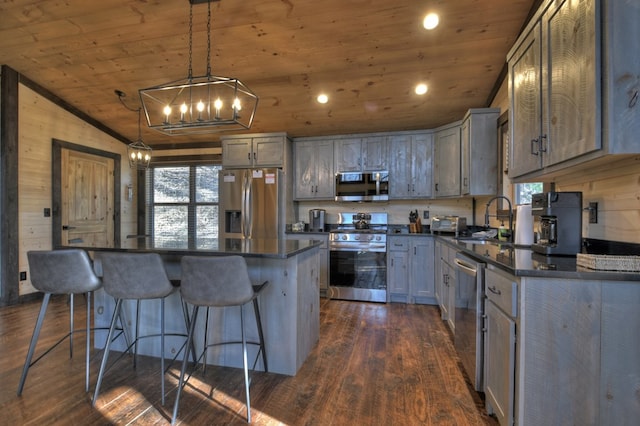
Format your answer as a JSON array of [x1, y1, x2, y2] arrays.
[[61, 148, 114, 247]]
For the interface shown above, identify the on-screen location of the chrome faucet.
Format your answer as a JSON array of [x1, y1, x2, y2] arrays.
[[484, 196, 513, 242]]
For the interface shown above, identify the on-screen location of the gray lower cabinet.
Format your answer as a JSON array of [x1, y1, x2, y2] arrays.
[[387, 235, 435, 304], [387, 237, 410, 303], [484, 266, 517, 426], [435, 241, 456, 332], [483, 263, 640, 425], [286, 233, 329, 296]]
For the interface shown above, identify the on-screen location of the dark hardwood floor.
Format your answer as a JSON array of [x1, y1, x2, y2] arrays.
[[0, 295, 497, 425]]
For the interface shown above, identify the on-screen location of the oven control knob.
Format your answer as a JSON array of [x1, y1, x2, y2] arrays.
[[341, 234, 347, 240], [375, 235, 381, 241], [354, 235, 360, 241]]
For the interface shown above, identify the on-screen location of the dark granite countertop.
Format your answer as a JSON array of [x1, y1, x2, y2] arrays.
[[66, 238, 323, 260], [439, 236, 640, 281]]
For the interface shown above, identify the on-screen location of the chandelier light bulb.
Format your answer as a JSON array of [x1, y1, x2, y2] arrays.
[[233, 98, 242, 111], [196, 101, 205, 112], [179, 102, 188, 122], [163, 105, 172, 124]]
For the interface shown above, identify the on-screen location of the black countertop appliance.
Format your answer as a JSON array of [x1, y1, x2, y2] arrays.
[[531, 191, 582, 256]]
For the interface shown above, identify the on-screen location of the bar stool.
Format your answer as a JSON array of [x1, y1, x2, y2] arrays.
[[171, 255, 269, 424], [92, 252, 189, 406], [17, 249, 102, 396]]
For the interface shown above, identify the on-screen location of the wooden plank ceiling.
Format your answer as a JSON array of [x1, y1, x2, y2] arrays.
[[0, 0, 536, 148]]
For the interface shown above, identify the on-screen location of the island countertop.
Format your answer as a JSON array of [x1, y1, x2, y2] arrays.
[[66, 237, 322, 259]]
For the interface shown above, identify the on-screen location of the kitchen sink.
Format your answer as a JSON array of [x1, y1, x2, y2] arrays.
[[455, 237, 513, 247]]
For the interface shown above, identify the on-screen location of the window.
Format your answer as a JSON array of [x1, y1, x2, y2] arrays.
[[147, 164, 222, 248], [515, 182, 543, 204]]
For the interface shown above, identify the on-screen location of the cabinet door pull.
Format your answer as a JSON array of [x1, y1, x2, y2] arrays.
[[247, 152, 251, 160], [539, 134, 547, 152], [488, 285, 502, 295], [530, 138, 539, 155]]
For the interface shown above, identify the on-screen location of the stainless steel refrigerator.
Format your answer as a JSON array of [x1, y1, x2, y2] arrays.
[[219, 168, 292, 239]]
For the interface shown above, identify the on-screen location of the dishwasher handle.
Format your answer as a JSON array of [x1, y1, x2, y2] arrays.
[[455, 257, 477, 275]]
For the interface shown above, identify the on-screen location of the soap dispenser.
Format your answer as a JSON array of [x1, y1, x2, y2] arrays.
[[498, 221, 508, 241]]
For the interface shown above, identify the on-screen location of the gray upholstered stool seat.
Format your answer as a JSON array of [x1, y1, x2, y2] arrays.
[[92, 252, 190, 406], [17, 249, 102, 396], [171, 255, 269, 424]]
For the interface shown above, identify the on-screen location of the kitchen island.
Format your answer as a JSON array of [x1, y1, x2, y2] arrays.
[[86, 238, 322, 376]]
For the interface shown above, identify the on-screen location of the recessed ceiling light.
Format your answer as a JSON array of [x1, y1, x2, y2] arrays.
[[415, 84, 428, 95], [317, 94, 329, 104], [423, 13, 439, 30]]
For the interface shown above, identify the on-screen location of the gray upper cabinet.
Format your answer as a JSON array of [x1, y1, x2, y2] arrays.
[[293, 139, 334, 200], [334, 136, 388, 172], [222, 134, 288, 168], [434, 122, 461, 198], [388, 132, 433, 199], [507, 0, 640, 180], [461, 108, 500, 196]]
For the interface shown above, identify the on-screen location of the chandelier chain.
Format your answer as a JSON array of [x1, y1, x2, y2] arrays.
[[207, 0, 212, 77], [137, 107, 143, 141], [188, 1, 194, 79]]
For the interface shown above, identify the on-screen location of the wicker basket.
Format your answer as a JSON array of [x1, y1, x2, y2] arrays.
[[576, 253, 640, 272]]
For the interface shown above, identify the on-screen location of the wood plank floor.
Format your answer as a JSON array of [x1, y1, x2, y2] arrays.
[[0, 295, 498, 425]]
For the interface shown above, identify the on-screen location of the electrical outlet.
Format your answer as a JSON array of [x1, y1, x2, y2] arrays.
[[44, 208, 51, 217], [20, 271, 27, 281], [589, 202, 598, 224], [423, 210, 429, 219]]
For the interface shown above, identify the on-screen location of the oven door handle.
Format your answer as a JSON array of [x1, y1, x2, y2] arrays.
[[329, 246, 386, 252]]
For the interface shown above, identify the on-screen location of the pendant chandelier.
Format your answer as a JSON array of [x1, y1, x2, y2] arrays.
[[117, 90, 152, 169], [139, 0, 258, 135]]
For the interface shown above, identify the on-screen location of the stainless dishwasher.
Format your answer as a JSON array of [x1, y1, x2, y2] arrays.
[[454, 252, 486, 392]]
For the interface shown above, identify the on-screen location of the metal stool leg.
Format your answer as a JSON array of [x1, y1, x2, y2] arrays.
[[241, 307, 251, 423], [93, 298, 123, 406], [171, 306, 200, 425], [69, 293, 74, 359], [17, 293, 52, 396], [86, 291, 92, 392], [160, 298, 166, 405], [252, 297, 268, 372]]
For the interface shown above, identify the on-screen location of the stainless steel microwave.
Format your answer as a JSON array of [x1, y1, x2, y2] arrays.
[[335, 171, 389, 202]]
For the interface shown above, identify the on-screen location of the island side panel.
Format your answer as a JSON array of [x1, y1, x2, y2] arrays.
[[518, 277, 601, 425], [93, 247, 320, 377], [600, 281, 640, 423], [246, 246, 320, 375]]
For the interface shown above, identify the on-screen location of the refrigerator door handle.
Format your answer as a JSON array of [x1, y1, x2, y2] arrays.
[[241, 171, 248, 238], [242, 171, 253, 239]]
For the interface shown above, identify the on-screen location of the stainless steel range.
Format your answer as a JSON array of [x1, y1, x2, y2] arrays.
[[328, 212, 387, 303]]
